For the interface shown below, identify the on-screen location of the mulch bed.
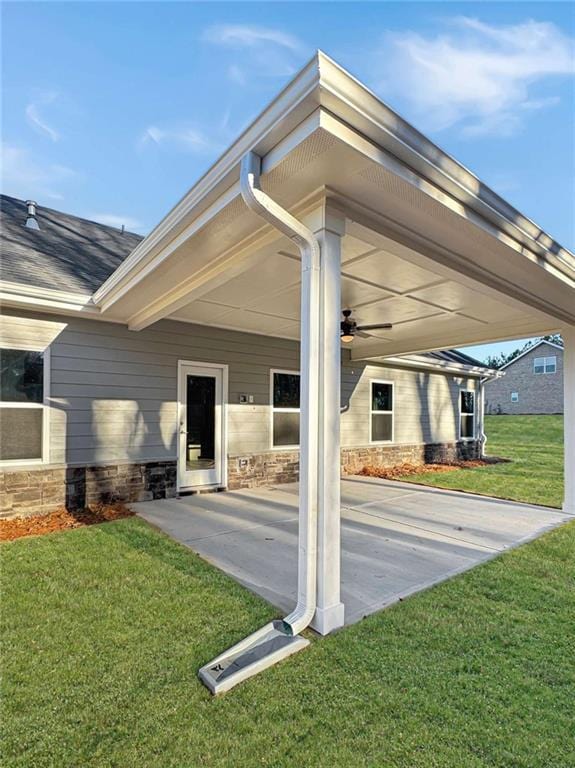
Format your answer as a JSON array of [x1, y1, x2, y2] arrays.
[[357, 458, 503, 481], [0, 503, 135, 542]]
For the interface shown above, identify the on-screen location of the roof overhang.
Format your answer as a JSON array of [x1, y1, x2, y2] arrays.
[[88, 52, 574, 355], [383, 354, 501, 379]]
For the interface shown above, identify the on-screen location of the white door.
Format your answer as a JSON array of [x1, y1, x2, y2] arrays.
[[178, 363, 224, 489]]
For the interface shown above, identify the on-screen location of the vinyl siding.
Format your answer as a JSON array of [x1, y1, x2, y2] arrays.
[[341, 353, 477, 447], [1, 310, 478, 467]]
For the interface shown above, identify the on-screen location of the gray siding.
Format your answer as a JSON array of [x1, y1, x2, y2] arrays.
[[341, 353, 476, 447], [485, 343, 564, 415], [1, 310, 477, 467]]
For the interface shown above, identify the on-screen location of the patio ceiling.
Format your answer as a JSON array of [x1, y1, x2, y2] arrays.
[[95, 52, 575, 356]]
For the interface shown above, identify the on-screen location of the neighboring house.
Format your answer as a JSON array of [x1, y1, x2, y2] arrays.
[[485, 340, 564, 415], [0, 195, 496, 518]]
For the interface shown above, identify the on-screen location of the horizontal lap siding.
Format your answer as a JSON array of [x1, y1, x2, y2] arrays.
[[341, 356, 477, 447], [1, 311, 477, 468], [1, 311, 299, 465]]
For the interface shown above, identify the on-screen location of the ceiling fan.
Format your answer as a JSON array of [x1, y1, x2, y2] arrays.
[[340, 309, 392, 343]]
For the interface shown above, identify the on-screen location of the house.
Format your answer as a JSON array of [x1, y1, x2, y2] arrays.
[[1, 54, 573, 658], [485, 340, 564, 414], [0, 193, 497, 519]]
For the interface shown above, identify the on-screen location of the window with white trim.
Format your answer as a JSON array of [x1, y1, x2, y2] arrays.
[[533, 355, 557, 374], [459, 390, 475, 439], [0, 348, 47, 462], [511, 392, 519, 403], [271, 370, 300, 448], [370, 381, 393, 443]]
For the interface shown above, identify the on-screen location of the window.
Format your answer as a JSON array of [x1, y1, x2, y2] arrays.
[[459, 390, 475, 440], [370, 381, 393, 443], [271, 370, 300, 448], [534, 355, 557, 374], [0, 348, 48, 463], [511, 392, 519, 403]]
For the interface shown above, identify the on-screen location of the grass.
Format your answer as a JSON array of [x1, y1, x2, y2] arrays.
[[2, 515, 574, 768], [400, 415, 564, 508]]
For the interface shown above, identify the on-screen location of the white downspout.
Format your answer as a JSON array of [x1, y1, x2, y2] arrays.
[[197, 152, 321, 694], [478, 371, 503, 458], [240, 151, 320, 634], [478, 376, 488, 458]]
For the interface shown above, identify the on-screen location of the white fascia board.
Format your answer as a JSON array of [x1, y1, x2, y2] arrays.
[[94, 50, 574, 313], [498, 339, 564, 370], [380, 355, 498, 378], [0, 281, 98, 314]]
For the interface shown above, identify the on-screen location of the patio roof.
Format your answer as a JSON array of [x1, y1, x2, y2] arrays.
[[91, 51, 574, 358]]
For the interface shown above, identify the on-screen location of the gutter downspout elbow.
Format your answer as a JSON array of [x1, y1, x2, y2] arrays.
[[240, 151, 320, 635]]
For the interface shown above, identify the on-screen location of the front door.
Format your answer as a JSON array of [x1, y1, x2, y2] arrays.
[[178, 363, 224, 489]]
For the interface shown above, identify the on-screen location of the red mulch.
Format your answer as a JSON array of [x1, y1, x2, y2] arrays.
[[0, 503, 135, 542], [357, 459, 494, 481]]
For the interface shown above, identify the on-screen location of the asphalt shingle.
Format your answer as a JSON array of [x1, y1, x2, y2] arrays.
[[0, 195, 142, 294]]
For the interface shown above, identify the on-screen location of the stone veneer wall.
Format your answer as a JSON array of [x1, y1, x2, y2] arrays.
[[227, 451, 300, 490], [340, 440, 481, 475], [227, 440, 481, 490], [0, 461, 177, 519], [1, 441, 481, 518]]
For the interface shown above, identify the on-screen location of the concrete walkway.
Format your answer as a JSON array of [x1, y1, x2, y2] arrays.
[[134, 478, 570, 626]]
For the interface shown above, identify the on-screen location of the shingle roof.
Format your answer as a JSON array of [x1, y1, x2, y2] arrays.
[[423, 349, 487, 368], [0, 195, 142, 294]]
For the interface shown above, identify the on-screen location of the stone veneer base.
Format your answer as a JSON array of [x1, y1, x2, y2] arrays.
[[1, 441, 481, 519], [227, 440, 481, 489], [0, 461, 177, 520]]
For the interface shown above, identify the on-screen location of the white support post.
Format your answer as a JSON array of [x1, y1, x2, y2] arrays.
[[311, 209, 345, 634], [563, 326, 575, 516]]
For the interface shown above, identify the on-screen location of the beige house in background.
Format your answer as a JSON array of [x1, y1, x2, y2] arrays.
[[485, 340, 564, 415]]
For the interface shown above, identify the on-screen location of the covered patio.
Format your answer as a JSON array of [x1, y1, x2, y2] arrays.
[[136, 478, 570, 627], [93, 52, 574, 689]]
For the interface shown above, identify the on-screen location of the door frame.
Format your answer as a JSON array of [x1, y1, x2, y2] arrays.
[[176, 360, 228, 492]]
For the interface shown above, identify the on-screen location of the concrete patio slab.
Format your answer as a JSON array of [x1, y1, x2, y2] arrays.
[[134, 478, 570, 627]]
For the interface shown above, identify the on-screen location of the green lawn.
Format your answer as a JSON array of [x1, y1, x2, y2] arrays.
[[401, 415, 564, 508], [2, 515, 574, 768]]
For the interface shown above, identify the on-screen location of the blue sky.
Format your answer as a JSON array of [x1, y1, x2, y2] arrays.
[[2, 2, 574, 361]]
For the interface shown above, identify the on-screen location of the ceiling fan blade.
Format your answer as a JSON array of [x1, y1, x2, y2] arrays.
[[356, 330, 372, 338], [356, 323, 393, 331]]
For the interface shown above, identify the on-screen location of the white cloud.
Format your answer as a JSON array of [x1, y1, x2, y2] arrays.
[[25, 92, 60, 142], [203, 24, 301, 52], [1, 142, 76, 201], [137, 124, 217, 153], [377, 17, 575, 136], [88, 213, 143, 231], [203, 24, 306, 82]]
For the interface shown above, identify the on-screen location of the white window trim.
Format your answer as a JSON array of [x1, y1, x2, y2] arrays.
[[533, 355, 557, 374], [270, 368, 300, 450], [0, 345, 50, 467], [511, 392, 519, 402], [369, 379, 394, 445], [458, 388, 476, 442]]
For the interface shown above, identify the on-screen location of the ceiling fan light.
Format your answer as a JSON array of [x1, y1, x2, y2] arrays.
[[340, 332, 354, 343]]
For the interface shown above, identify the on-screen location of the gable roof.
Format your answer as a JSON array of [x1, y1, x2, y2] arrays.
[[499, 339, 564, 370], [0, 195, 142, 294]]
